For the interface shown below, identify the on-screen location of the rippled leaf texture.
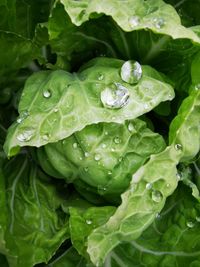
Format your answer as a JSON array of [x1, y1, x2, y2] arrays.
[[4, 57, 174, 156], [87, 146, 179, 265], [37, 119, 166, 197], [87, 85, 200, 265], [110, 185, 200, 267], [60, 0, 200, 42], [0, 154, 69, 267]]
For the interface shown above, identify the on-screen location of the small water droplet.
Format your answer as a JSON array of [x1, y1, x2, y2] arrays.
[[111, 148, 115, 152], [84, 152, 90, 157], [153, 17, 165, 29], [53, 108, 58, 112], [114, 136, 121, 144], [105, 131, 108, 136], [101, 143, 107, 148], [98, 73, 104, 81], [118, 157, 123, 162], [151, 190, 163, 203], [101, 83, 129, 109], [108, 171, 112, 175], [17, 110, 29, 124], [128, 122, 135, 132], [187, 221, 195, 228], [94, 154, 101, 161], [86, 219, 92, 225], [196, 216, 200, 222], [84, 167, 88, 172], [130, 183, 138, 192], [129, 16, 140, 28], [42, 134, 50, 141], [120, 60, 142, 84], [166, 183, 170, 188], [146, 183, 152, 190], [43, 89, 51, 98], [155, 213, 161, 219], [175, 144, 182, 151], [73, 143, 78, 149], [195, 84, 200, 90], [79, 157, 83, 161], [144, 103, 149, 110], [176, 172, 182, 181], [17, 129, 34, 142]]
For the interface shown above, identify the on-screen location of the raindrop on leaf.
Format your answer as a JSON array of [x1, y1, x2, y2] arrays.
[[151, 190, 163, 203], [120, 60, 142, 84]]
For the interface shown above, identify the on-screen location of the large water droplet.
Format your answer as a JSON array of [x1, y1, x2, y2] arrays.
[[120, 60, 142, 84], [100, 83, 129, 109], [114, 136, 121, 144], [17, 129, 34, 142], [146, 183, 152, 190], [94, 154, 101, 161], [151, 190, 163, 203], [187, 221, 195, 228], [43, 89, 51, 98], [175, 143, 182, 151], [129, 16, 140, 28], [153, 18, 165, 29]]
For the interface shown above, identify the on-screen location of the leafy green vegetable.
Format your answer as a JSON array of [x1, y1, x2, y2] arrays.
[[1, 0, 200, 266]]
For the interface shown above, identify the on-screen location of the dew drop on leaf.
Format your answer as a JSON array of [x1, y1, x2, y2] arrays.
[[98, 73, 104, 81], [175, 143, 183, 151], [151, 190, 163, 203], [120, 60, 142, 84], [17, 129, 34, 142], [101, 143, 107, 148], [129, 16, 140, 28], [84, 167, 89, 172], [196, 216, 200, 222], [114, 136, 121, 144], [53, 108, 58, 112], [86, 219, 92, 225], [42, 134, 50, 141], [94, 154, 101, 161], [153, 18, 165, 29], [186, 221, 195, 228], [130, 183, 138, 193], [128, 122, 135, 132], [100, 82, 129, 109], [73, 142, 78, 149], [146, 183, 152, 190], [43, 89, 51, 98], [84, 152, 90, 157], [195, 84, 200, 90], [108, 171, 112, 175], [17, 110, 29, 124]]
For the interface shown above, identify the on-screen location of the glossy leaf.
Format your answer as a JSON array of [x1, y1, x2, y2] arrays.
[[4, 58, 174, 156]]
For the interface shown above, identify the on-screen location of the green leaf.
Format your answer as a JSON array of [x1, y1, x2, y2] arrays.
[[169, 89, 200, 161], [38, 119, 166, 196], [69, 206, 115, 258], [87, 145, 180, 266], [60, 0, 200, 42], [0, 154, 69, 267], [4, 57, 174, 156], [111, 184, 200, 267]]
